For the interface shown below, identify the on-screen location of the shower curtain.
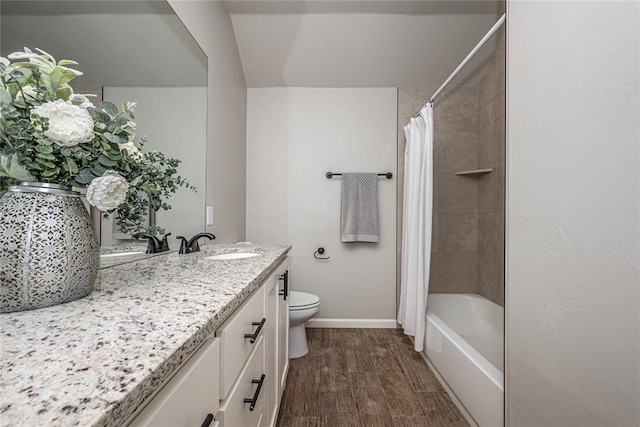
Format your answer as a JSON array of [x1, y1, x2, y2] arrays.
[[398, 103, 434, 352]]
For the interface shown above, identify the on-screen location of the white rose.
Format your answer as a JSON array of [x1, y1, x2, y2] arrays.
[[86, 172, 129, 211], [14, 85, 38, 106], [119, 141, 142, 161], [31, 99, 94, 146]]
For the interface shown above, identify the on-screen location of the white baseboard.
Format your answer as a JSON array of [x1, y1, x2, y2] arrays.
[[306, 318, 398, 328]]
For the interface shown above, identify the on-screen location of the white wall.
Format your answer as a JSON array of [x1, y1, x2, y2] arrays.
[[169, 0, 247, 243], [247, 88, 397, 323], [506, 1, 639, 426], [102, 87, 207, 245]]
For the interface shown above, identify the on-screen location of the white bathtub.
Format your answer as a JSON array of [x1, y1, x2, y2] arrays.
[[425, 293, 504, 427]]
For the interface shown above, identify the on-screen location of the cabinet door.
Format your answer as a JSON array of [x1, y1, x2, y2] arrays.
[[217, 286, 266, 399], [277, 269, 290, 398], [217, 337, 266, 427], [264, 273, 279, 427], [129, 337, 221, 427]]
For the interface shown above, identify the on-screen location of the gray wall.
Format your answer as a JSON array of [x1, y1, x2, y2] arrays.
[[168, 1, 248, 243], [506, 1, 639, 425]]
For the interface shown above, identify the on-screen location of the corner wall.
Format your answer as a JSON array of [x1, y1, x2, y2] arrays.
[[507, 1, 640, 425]]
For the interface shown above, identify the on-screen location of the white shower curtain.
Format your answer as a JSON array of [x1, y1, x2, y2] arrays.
[[398, 103, 434, 352]]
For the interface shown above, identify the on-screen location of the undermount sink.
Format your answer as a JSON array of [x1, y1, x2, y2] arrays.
[[204, 252, 260, 260], [100, 251, 145, 258]]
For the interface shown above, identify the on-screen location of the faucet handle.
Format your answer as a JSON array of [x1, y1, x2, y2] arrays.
[[176, 236, 190, 254], [159, 233, 172, 251], [132, 232, 158, 254]]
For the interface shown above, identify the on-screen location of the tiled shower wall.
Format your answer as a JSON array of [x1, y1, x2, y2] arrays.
[[396, 32, 505, 307], [477, 32, 506, 306]]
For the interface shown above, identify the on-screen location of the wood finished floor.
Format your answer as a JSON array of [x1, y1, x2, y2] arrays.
[[276, 328, 469, 427]]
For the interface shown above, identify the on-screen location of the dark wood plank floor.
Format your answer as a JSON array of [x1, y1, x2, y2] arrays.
[[276, 328, 469, 427]]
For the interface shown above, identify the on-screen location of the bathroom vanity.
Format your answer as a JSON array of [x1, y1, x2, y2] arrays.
[[0, 243, 291, 427]]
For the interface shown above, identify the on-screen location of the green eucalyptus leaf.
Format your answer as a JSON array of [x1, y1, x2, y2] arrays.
[[75, 168, 95, 184], [101, 132, 126, 144], [106, 121, 117, 133], [35, 158, 56, 168], [35, 145, 54, 154], [105, 150, 122, 161], [90, 163, 107, 177], [36, 152, 56, 161], [65, 157, 79, 174], [97, 154, 117, 167], [101, 101, 118, 117], [88, 107, 110, 123], [42, 167, 60, 178], [60, 147, 72, 157]]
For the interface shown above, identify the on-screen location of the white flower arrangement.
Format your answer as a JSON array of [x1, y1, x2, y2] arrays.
[[0, 47, 195, 234]]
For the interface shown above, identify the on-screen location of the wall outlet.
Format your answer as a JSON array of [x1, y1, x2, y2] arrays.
[[206, 206, 214, 226]]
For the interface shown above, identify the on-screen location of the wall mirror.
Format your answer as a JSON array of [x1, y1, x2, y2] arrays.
[[1, 0, 208, 268]]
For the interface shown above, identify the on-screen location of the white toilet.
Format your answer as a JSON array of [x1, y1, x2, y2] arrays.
[[288, 291, 320, 359]]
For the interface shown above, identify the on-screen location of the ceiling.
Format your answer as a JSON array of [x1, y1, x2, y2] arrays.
[[225, 0, 503, 88]]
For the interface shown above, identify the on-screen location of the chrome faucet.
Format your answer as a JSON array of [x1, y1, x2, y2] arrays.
[[176, 233, 216, 254], [132, 232, 172, 254]]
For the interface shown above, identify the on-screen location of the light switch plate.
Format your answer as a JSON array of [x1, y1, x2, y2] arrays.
[[206, 206, 214, 226]]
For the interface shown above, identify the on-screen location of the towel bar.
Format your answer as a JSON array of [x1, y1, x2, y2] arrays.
[[326, 172, 392, 179]]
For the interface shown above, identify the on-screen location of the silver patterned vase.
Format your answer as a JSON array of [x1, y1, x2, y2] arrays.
[[0, 182, 100, 313]]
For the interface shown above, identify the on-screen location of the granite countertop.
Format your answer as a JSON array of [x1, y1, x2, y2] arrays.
[[0, 243, 291, 426]]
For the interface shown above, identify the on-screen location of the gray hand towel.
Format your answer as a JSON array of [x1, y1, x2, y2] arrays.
[[340, 173, 379, 243]]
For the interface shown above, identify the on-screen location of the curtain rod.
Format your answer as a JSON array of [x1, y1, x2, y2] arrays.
[[413, 13, 506, 118]]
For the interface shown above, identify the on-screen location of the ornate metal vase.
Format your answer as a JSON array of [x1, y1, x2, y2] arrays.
[[0, 182, 100, 313]]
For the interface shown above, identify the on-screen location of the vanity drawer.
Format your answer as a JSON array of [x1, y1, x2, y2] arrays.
[[129, 337, 221, 427], [217, 286, 266, 398], [218, 337, 265, 427]]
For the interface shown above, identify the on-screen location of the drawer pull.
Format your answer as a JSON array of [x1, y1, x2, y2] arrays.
[[278, 270, 289, 300], [200, 413, 214, 427], [243, 374, 266, 411], [244, 318, 266, 343]]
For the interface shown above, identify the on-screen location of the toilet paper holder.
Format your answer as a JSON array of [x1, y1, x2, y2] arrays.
[[314, 247, 330, 260]]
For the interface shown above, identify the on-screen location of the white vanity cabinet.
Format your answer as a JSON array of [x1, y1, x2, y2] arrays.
[[128, 256, 291, 427], [128, 336, 221, 427], [217, 257, 291, 427]]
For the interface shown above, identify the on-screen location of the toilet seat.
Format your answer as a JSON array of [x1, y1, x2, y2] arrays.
[[290, 291, 320, 311]]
